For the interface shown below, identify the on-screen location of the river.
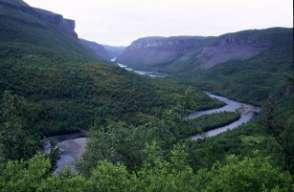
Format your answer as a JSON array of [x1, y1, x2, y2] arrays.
[[187, 92, 260, 140], [111, 57, 167, 78], [43, 63, 260, 173], [43, 133, 87, 174]]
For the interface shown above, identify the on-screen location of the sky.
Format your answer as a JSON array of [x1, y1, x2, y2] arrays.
[[25, 0, 293, 46]]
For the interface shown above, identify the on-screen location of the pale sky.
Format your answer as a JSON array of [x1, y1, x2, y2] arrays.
[[25, 0, 293, 46]]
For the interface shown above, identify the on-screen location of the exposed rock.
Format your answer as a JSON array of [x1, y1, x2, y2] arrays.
[[118, 36, 208, 70], [0, 0, 78, 38], [117, 28, 290, 72], [196, 33, 271, 68]]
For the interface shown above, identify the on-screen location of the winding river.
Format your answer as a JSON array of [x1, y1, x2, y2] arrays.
[[43, 64, 260, 173], [187, 92, 260, 140]]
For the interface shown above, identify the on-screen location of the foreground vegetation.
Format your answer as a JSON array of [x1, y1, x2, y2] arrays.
[[0, 147, 293, 192]]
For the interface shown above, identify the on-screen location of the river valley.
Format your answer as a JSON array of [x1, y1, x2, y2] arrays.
[[43, 64, 261, 173]]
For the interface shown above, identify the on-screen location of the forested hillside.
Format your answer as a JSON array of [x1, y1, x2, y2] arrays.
[[177, 28, 293, 104]]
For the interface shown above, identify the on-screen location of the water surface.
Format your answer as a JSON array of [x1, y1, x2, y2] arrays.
[[188, 92, 260, 140]]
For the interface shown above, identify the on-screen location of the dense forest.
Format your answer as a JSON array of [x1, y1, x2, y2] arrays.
[[0, 0, 293, 191]]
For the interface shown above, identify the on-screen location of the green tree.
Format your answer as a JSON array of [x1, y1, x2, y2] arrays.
[[0, 91, 41, 160], [0, 155, 51, 192], [38, 168, 90, 192], [200, 156, 293, 192], [89, 161, 135, 192]]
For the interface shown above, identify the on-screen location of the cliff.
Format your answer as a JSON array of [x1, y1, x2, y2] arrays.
[[0, 0, 100, 60], [117, 28, 290, 72], [0, 0, 77, 38], [118, 36, 208, 70]]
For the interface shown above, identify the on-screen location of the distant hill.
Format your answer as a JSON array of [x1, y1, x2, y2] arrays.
[[118, 36, 208, 71], [118, 28, 292, 73], [118, 27, 293, 103]]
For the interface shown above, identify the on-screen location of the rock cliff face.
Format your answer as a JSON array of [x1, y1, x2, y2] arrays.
[[195, 31, 271, 69], [0, 0, 100, 60], [117, 28, 289, 72], [0, 0, 77, 38], [118, 36, 208, 69], [35, 9, 77, 38]]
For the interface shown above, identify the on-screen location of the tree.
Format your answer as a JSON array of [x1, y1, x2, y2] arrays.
[[0, 155, 51, 192], [0, 91, 41, 160], [200, 156, 293, 192], [89, 161, 134, 192], [47, 140, 60, 171]]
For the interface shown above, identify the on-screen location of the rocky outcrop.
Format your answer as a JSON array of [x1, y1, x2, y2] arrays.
[[117, 28, 290, 72], [195, 32, 271, 69], [118, 36, 208, 70], [34, 8, 77, 38], [0, 0, 77, 38]]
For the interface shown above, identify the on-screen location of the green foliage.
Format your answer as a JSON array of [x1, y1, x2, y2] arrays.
[[89, 161, 134, 192], [199, 156, 292, 192], [176, 112, 240, 137], [80, 120, 178, 174], [185, 121, 281, 170], [0, 155, 51, 192], [47, 140, 60, 171], [263, 95, 294, 173], [0, 91, 41, 160], [1, 150, 292, 192]]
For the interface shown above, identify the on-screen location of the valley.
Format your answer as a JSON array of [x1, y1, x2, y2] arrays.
[[0, 0, 293, 191]]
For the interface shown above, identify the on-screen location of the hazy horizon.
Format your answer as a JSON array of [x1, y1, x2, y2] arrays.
[[25, 0, 293, 46]]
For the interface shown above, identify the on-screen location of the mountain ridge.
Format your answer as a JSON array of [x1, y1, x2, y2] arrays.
[[118, 27, 292, 72]]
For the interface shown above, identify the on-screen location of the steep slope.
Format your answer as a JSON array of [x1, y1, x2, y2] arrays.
[[182, 44, 293, 104], [0, 0, 98, 60], [178, 28, 293, 104], [118, 28, 291, 73], [80, 39, 110, 61]]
